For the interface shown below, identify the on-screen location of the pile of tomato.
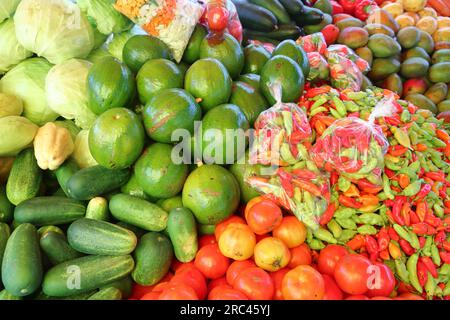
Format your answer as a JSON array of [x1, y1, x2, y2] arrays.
[[129, 197, 424, 300]]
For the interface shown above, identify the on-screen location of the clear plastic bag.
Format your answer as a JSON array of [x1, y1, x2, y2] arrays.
[[311, 94, 396, 186], [249, 82, 312, 166], [203, 0, 243, 43], [307, 52, 329, 82], [326, 45, 370, 74], [327, 52, 363, 91], [296, 33, 327, 55]]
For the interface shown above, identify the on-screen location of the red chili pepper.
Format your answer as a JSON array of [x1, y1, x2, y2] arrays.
[[415, 184, 432, 200], [392, 196, 406, 225], [357, 179, 383, 194], [379, 249, 390, 260], [304, 87, 330, 98], [369, 252, 379, 263], [377, 228, 390, 251], [411, 223, 431, 236], [439, 251, 450, 264], [319, 202, 336, 226], [409, 210, 420, 224], [384, 199, 395, 207], [388, 227, 400, 242], [339, 0, 357, 14], [420, 256, 438, 278], [417, 260, 428, 287], [424, 171, 446, 182], [365, 235, 379, 255], [280, 178, 294, 197], [291, 169, 318, 180], [415, 201, 427, 222], [424, 213, 442, 228], [347, 234, 365, 251], [388, 145, 408, 157], [384, 168, 396, 179], [338, 194, 362, 209], [443, 241, 450, 252], [435, 230, 446, 245], [399, 239, 415, 256], [401, 202, 411, 226], [419, 237, 426, 248], [384, 116, 402, 126], [292, 179, 321, 197], [330, 171, 339, 186]]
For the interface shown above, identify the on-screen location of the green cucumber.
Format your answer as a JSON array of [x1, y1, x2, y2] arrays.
[[6, 148, 42, 205], [167, 207, 198, 263], [0, 289, 22, 300], [1, 223, 42, 297], [38, 225, 64, 237], [278, 0, 305, 15], [243, 31, 281, 46], [0, 223, 10, 286], [109, 194, 168, 232], [120, 172, 155, 201], [85, 197, 109, 221], [42, 254, 135, 297], [66, 165, 130, 200], [0, 185, 13, 223], [116, 222, 147, 238], [35, 290, 95, 300], [88, 287, 122, 300], [249, 0, 291, 24], [294, 6, 324, 26], [156, 196, 184, 212], [232, 0, 277, 32], [244, 25, 302, 41], [54, 159, 79, 197], [101, 275, 133, 299], [14, 196, 86, 226], [40, 231, 83, 265], [132, 232, 173, 286], [67, 218, 137, 255]]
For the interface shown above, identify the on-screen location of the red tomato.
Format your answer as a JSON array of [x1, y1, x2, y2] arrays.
[[246, 200, 282, 235], [371, 296, 392, 300], [334, 254, 372, 295], [130, 272, 173, 298], [194, 243, 230, 279], [208, 285, 248, 300], [199, 234, 217, 248], [171, 260, 194, 273], [226, 259, 256, 286], [271, 268, 290, 300], [255, 233, 270, 242], [366, 262, 395, 297], [396, 293, 424, 300], [244, 196, 266, 220], [233, 267, 274, 300], [288, 243, 312, 268], [227, 19, 243, 43], [317, 244, 348, 276], [345, 295, 370, 300], [282, 265, 325, 300], [273, 216, 307, 248], [322, 274, 344, 300], [140, 291, 161, 300], [170, 266, 207, 300], [159, 283, 199, 300], [215, 215, 245, 241], [208, 277, 230, 292], [206, 6, 230, 32]]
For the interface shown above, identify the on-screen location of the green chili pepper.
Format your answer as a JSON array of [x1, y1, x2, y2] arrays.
[[407, 254, 423, 294], [385, 160, 402, 171], [409, 130, 419, 145], [395, 259, 410, 284], [310, 96, 328, 110], [282, 110, 293, 135], [334, 207, 356, 219], [402, 180, 422, 197], [338, 230, 357, 243], [431, 137, 447, 148], [327, 219, 342, 239], [433, 204, 444, 218], [358, 213, 385, 226], [344, 100, 360, 112], [408, 230, 420, 250], [408, 161, 421, 172], [338, 176, 351, 192], [332, 96, 347, 117], [401, 110, 411, 123], [431, 244, 441, 266], [309, 239, 325, 250], [391, 180, 400, 188], [393, 224, 412, 243], [443, 281, 450, 296], [314, 228, 337, 244], [329, 107, 343, 119], [292, 161, 306, 170], [346, 91, 367, 100], [425, 272, 436, 299], [357, 225, 378, 235], [310, 106, 328, 117], [423, 237, 433, 257], [383, 174, 395, 200], [280, 143, 297, 164], [439, 264, 450, 277], [306, 228, 314, 243], [357, 157, 379, 174], [336, 217, 357, 230], [377, 192, 388, 201]]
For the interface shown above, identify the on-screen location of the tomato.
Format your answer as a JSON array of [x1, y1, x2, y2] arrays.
[[273, 216, 307, 248], [371, 296, 392, 300], [171, 260, 195, 273], [396, 293, 424, 300], [366, 262, 395, 297], [226, 259, 256, 286], [159, 283, 199, 300], [397, 281, 414, 294], [255, 233, 270, 242], [207, 6, 230, 32], [245, 200, 282, 235], [208, 285, 248, 300], [194, 243, 230, 279], [208, 277, 230, 292], [317, 244, 348, 276], [130, 272, 173, 298], [227, 19, 243, 43], [334, 254, 372, 295], [244, 196, 266, 220], [215, 215, 245, 241], [271, 268, 290, 300], [170, 266, 207, 300], [152, 281, 170, 293], [345, 295, 370, 300], [282, 265, 325, 300], [288, 243, 312, 268], [199, 234, 217, 248], [322, 274, 343, 300], [233, 267, 274, 300], [218, 223, 256, 261], [254, 237, 291, 272], [140, 291, 161, 300]]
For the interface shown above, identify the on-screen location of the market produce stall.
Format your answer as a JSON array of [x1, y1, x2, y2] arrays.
[[0, 0, 449, 301]]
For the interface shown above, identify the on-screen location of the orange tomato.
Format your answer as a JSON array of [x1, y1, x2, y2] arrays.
[[282, 265, 325, 300], [288, 243, 312, 268], [226, 259, 256, 286], [273, 216, 307, 248], [159, 283, 199, 300], [208, 285, 249, 300], [245, 200, 282, 235], [233, 267, 274, 300], [244, 196, 266, 219], [194, 243, 230, 279], [152, 281, 170, 293], [214, 215, 246, 241], [270, 268, 290, 300], [218, 223, 256, 261], [345, 295, 370, 300], [254, 237, 291, 272], [170, 266, 207, 300], [140, 291, 161, 300]]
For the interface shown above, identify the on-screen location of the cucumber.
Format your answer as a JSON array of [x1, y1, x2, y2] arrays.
[[116, 221, 147, 238], [132, 232, 173, 286], [243, 31, 281, 46], [278, 0, 305, 15], [101, 275, 133, 299], [67, 218, 137, 255], [232, 0, 277, 32], [109, 194, 168, 232], [249, 0, 291, 24], [120, 172, 155, 201], [66, 165, 130, 200], [38, 225, 64, 237], [42, 254, 135, 297], [244, 25, 302, 41], [167, 207, 198, 263], [54, 159, 79, 197], [0, 185, 13, 223], [6, 148, 42, 205], [88, 287, 122, 300], [0, 223, 10, 286], [34, 290, 95, 300], [1, 223, 42, 297], [294, 6, 324, 26], [40, 231, 83, 265], [52, 188, 67, 197], [156, 196, 184, 212], [85, 197, 109, 221], [0, 289, 22, 300], [14, 196, 86, 226]]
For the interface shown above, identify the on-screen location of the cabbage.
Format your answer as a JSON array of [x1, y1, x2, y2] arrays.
[[77, 0, 133, 35], [0, 58, 58, 126], [86, 47, 113, 64], [72, 130, 98, 168], [105, 26, 146, 61], [14, 0, 95, 64], [0, 19, 33, 74], [0, 0, 20, 23], [0, 93, 23, 118], [0, 116, 39, 157], [45, 59, 97, 130]]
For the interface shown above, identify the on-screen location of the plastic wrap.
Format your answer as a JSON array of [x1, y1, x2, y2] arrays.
[[296, 33, 327, 55], [327, 52, 363, 91], [203, 0, 243, 43], [307, 52, 329, 82], [326, 45, 370, 74]]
